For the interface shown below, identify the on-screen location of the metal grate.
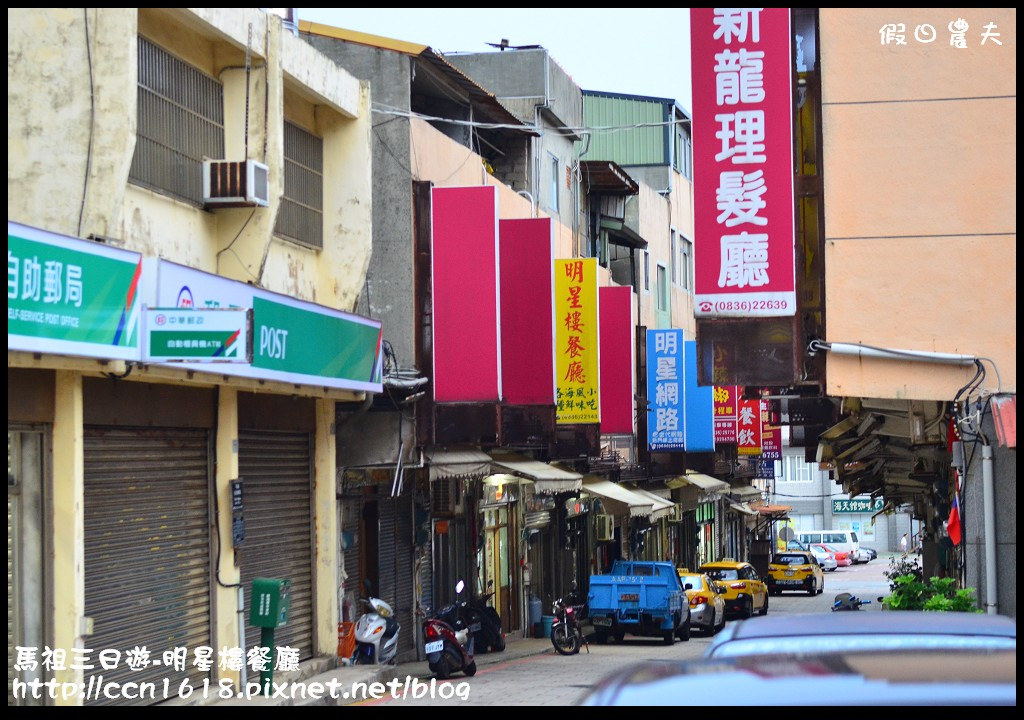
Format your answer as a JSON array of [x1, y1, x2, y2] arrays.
[[130, 37, 224, 205], [274, 121, 323, 249]]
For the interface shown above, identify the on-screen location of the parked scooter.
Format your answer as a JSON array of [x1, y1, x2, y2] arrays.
[[551, 582, 588, 656], [421, 579, 477, 679], [467, 579, 505, 653], [352, 580, 400, 665], [832, 592, 872, 611]]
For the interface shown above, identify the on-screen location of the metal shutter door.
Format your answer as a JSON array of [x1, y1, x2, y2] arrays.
[[239, 431, 314, 661], [341, 496, 364, 613], [395, 491, 414, 653], [84, 427, 212, 706], [378, 495, 397, 612]]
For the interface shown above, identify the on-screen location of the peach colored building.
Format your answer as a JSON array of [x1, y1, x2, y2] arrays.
[[816, 9, 1015, 616]]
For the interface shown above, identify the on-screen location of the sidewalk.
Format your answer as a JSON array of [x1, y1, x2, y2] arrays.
[[205, 634, 554, 707]]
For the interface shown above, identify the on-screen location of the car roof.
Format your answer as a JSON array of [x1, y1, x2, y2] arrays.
[[721, 611, 1016, 641], [699, 561, 748, 569], [580, 650, 1017, 706]]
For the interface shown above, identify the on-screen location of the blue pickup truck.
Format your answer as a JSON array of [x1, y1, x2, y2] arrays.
[[587, 560, 690, 644]]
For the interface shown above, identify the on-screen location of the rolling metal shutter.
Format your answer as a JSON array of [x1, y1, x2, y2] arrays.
[[83, 427, 212, 706], [341, 495, 364, 614], [378, 490, 415, 654], [239, 431, 314, 661]]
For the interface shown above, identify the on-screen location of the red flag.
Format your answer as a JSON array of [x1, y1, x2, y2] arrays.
[[947, 471, 962, 546]]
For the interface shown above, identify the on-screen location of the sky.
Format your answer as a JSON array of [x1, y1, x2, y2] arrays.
[[296, 8, 693, 114]]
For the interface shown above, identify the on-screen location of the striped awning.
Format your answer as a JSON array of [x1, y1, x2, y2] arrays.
[[489, 452, 583, 494], [426, 447, 492, 481]]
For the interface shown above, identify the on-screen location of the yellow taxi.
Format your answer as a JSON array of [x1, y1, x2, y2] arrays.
[[677, 569, 727, 636], [766, 551, 824, 597], [697, 559, 768, 619]]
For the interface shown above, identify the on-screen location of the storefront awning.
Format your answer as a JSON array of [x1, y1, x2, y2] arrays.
[[725, 498, 759, 516], [489, 452, 582, 494], [583, 476, 657, 518], [729, 484, 764, 502], [665, 471, 729, 494], [426, 447, 492, 481], [625, 486, 676, 520], [754, 504, 792, 517]]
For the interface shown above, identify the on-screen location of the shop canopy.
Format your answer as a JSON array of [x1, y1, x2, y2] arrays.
[[729, 484, 764, 502], [427, 447, 492, 481], [624, 486, 677, 520], [489, 451, 582, 494], [665, 471, 729, 494], [583, 476, 657, 518], [725, 498, 759, 516]]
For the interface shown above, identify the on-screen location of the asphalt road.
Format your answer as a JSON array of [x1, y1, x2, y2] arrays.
[[363, 555, 898, 706]]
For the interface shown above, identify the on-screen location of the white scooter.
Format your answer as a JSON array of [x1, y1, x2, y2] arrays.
[[352, 587, 400, 665]]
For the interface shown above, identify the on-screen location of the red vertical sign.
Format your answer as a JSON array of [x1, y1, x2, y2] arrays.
[[499, 218, 555, 404], [714, 385, 740, 444], [431, 186, 501, 401], [691, 7, 796, 317], [599, 285, 635, 434], [737, 397, 762, 455]]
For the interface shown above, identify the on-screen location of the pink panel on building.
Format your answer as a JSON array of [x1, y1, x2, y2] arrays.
[[599, 285, 635, 434], [690, 7, 796, 317], [431, 186, 501, 401], [499, 218, 555, 405]]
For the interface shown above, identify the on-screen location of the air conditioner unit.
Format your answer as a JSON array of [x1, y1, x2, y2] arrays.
[[203, 159, 270, 208], [668, 503, 683, 523], [595, 514, 615, 542], [431, 477, 464, 517]]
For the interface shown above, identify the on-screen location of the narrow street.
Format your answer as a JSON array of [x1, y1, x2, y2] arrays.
[[364, 558, 894, 706]]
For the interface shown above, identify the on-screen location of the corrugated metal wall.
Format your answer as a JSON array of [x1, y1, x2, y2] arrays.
[[583, 93, 669, 166], [239, 431, 315, 661], [83, 427, 212, 706]]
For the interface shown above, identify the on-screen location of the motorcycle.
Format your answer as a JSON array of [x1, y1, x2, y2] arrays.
[[551, 583, 588, 656], [832, 592, 872, 611], [421, 579, 477, 679], [351, 581, 400, 665], [468, 579, 505, 653]]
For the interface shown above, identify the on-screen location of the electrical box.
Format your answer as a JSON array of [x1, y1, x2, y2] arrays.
[[251, 578, 291, 629], [231, 479, 245, 546]]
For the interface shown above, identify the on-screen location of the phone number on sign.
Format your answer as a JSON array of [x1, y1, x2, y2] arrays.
[[711, 300, 789, 312]]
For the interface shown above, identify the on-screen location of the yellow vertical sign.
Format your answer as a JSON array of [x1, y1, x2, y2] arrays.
[[555, 258, 600, 424]]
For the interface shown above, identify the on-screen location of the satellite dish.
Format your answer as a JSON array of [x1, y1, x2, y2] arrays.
[[779, 526, 795, 541]]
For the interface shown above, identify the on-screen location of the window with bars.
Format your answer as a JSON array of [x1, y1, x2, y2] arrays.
[[275, 121, 323, 249], [129, 37, 224, 205]]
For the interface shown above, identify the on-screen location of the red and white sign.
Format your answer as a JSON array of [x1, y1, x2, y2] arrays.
[[737, 397, 762, 456], [690, 8, 796, 317], [713, 385, 740, 444]]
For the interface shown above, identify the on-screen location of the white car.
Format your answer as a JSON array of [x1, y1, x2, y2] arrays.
[[809, 544, 838, 572]]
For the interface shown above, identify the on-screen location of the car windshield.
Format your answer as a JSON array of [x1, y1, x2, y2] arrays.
[[704, 569, 739, 581], [680, 575, 703, 589], [773, 555, 809, 566]]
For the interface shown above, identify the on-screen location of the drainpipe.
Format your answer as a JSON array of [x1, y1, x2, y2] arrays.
[[982, 443, 998, 614]]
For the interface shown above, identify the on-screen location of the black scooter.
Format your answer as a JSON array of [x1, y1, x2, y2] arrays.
[[467, 579, 505, 653], [421, 580, 477, 679], [832, 592, 872, 611]]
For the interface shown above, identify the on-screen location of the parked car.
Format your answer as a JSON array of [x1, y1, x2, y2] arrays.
[[677, 569, 726, 636], [706, 611, 1016, 658], [859, 546, 878, 562], [797, 530, 863, 564], [814, 543, 851, 566], [697, 560, 768, 619], [765, 551, 824, 596], [580, 612, 1017, 706], [808, 544, 838, 572], [578, 649, 1016, 705]]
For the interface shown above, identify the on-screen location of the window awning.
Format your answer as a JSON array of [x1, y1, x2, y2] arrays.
[[489, 452, 582, 494], [665, 471, 729, 494], [725, 498, 759, 516], [729, 484, 764, 502], [625, 486, 676, 520], [426, 447, 492, 481], [755, 504, 792, 517], [583, 476, 656, 518]]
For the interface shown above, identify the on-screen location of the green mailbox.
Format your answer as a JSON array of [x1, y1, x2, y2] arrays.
[[251, 577, 291, 629]]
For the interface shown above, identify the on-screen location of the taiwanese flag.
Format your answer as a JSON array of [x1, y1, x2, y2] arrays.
[[947, 471, 963, 546]]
